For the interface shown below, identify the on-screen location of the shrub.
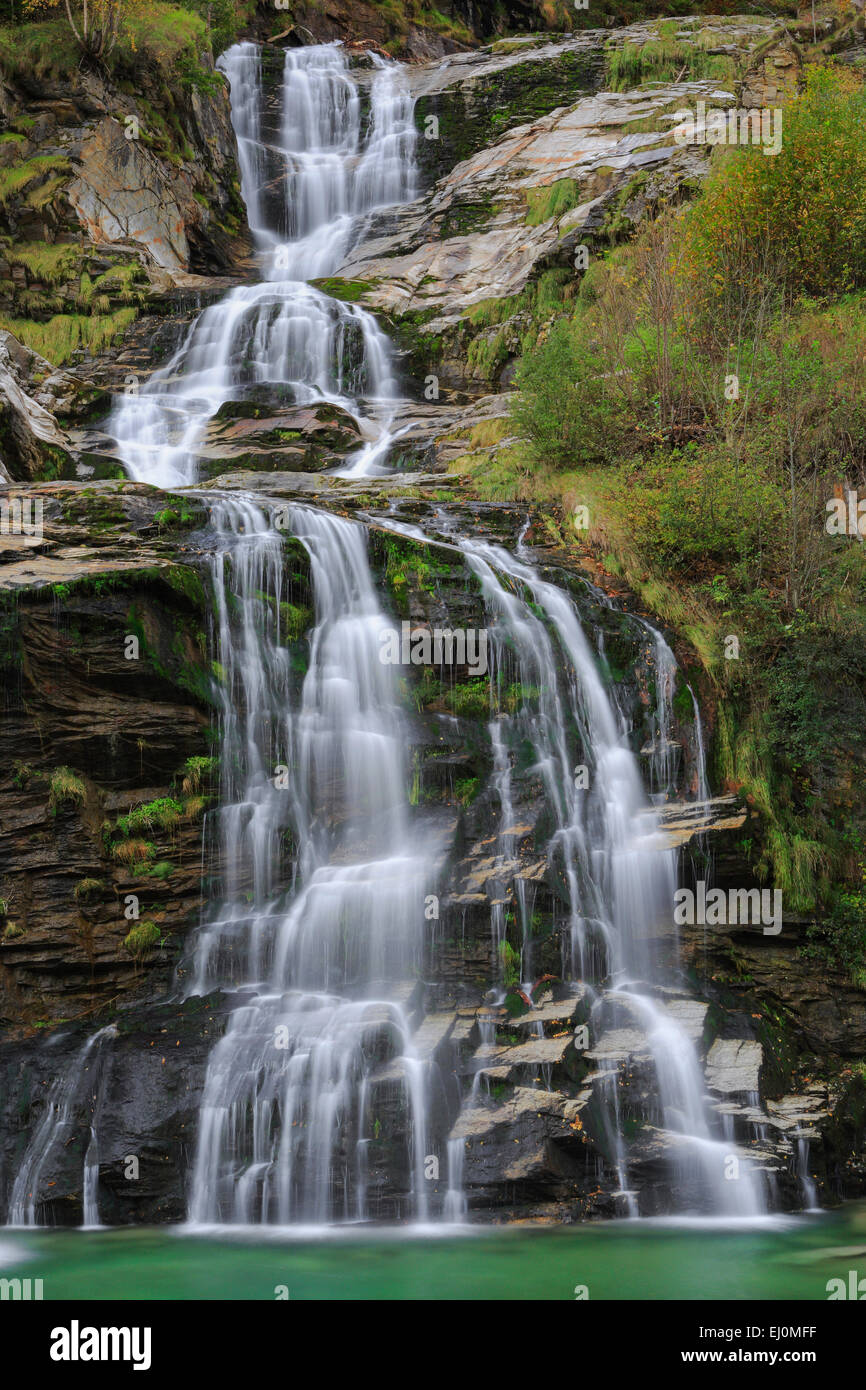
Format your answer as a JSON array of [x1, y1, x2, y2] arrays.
[[802, 865, 866, 988], [180, 755, 218, 794], [142, 860, 175, 879], [74, 878, 105, 901], [112, 838, 155, 865], [682, 67, 866, 317], [445, 678, 491, 719], [511, 318, 633, 471], [622, 443, 786, 576]]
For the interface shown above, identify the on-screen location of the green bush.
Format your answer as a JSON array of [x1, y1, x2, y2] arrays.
[[802, 866, 866, 988], [622, 442, 785, 574], [511, 318, 633, 471], [117, 797, 183, 836]]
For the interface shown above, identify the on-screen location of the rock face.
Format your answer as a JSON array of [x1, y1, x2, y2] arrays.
[[0, 37, 245, 448], [0, 331, 75, 479], [331, 18, 778, 392], [0, 996, 228, 1225], [246, 0, 579, 59], [0, 487, 219, 1033], [68, 119, 202, 274], [341, 81, 714, 322], [740, 33, 803, 109], [2, 52, 241, 279], [0, 475, 863, 1224]]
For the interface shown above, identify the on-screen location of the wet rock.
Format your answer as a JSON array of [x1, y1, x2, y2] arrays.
[[0, 995, 228, 1225], [705, 1038, 764, 1097], [657, 794, 747, 848]]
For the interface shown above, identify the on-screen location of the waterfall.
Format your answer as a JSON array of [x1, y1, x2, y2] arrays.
[[2, 41, 778, 1230], [187, 501, 440, 1224], [7, 1026, 115, 1227], [647, 628, 710, 805], [444, 1137, 467, 1221], [104, 42, 416, 488], [456, 538, 765, 1217], [795, 1137, 819, 1211]]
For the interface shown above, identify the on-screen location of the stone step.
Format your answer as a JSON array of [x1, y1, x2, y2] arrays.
[[465, 1034, 574, 1085]]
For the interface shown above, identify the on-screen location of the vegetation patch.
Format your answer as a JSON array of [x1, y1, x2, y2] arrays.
[[48, 766, 86, 811], [524, 179, 582, 228], [0, 309, 137, 366], [474, 66, 866, 908], [123, 919, 162, 957], [116, 797, 183, 837], [604, 22, 737, 91]]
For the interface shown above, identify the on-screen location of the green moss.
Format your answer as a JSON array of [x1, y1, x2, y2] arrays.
[[117, 797, 183, 837], [309, 277, 375, 303], [279, 601, 313, 641], [440, 197, 502, 239], [376, 533, 452, 610], [141, 860, 175, 880], [0, 155, 70, 204], [163, 564, 208, 609], [123, 920, 162, 957], [524, 179, 582, 228]]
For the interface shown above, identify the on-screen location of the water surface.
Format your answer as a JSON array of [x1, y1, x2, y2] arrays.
[[2, 1206, 863, 1300]]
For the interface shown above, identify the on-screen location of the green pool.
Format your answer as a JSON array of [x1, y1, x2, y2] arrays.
[[3, 1205, 865, 1300]]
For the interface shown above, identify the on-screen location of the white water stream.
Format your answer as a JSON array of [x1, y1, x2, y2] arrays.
[[105, 42, 415, 487]]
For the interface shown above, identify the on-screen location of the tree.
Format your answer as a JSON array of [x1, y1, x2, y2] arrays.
[[23, 0, 125, 61]]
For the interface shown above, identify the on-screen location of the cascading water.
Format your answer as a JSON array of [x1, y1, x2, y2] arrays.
[[187, 500, 440, 1223], [101, 40, 439, 1226], [8, 1026, 115, 1227], [455, 538, 765, 1217], [645, 627, 710, 805], [104, 42, 416, 488], [3, 41, 782, 1231]]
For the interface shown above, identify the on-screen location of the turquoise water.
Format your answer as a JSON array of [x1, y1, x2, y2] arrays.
[[3, 1205, 865, 1300]]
